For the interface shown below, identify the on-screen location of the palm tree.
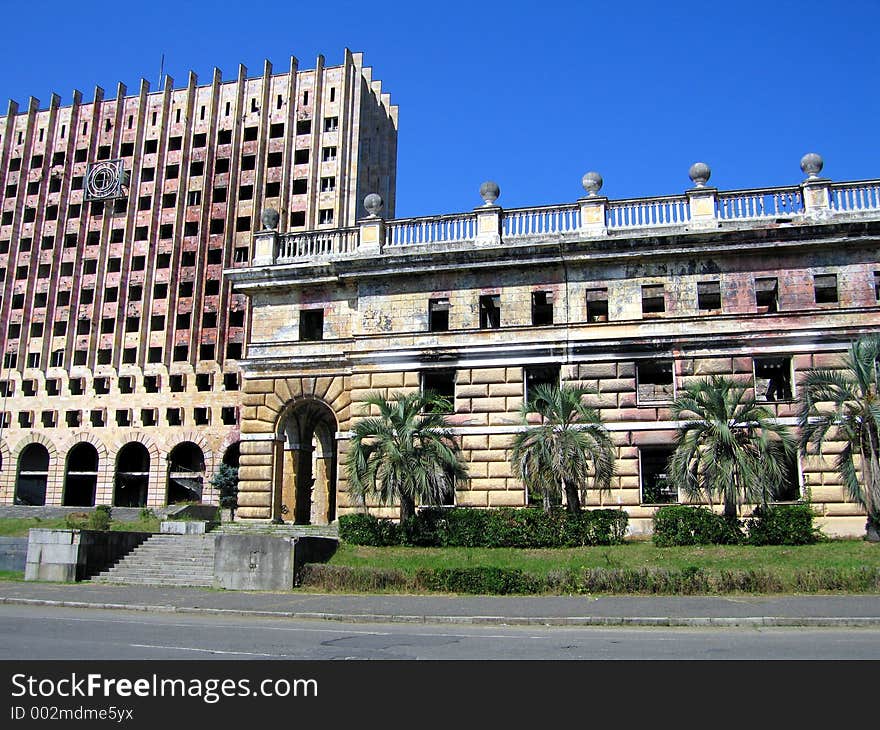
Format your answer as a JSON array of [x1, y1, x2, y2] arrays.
[[510, 383, 616, 514], [798, 335, 880, 542], [345, 390, 468, 521], [668, 376, 796, 520]]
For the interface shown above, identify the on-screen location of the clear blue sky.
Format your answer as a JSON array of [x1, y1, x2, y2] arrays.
[[2, 1, 877, 218]]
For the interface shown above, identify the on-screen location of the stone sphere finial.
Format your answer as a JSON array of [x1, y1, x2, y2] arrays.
[[363, 193, 384, 218], [800, 152, 824, 180], [479, 181, 500, 206], [581, 171, 603, 196], [260, 208, 279, 231], [688, 162, 711, 188]]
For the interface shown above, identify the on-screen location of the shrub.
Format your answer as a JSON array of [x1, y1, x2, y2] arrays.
[[65, 512, 90, 529], [87, 505, 112, 531], [652, 505, 743, 546], [139, 507, 156, 521], [745, 503, 821, 545], [211, 464, 239, 511], [343, 507, 629, 548], [338, 513, 401, 546], [415, 567, 541, 595]]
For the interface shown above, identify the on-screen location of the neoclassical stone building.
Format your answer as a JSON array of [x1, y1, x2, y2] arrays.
[[0, 49, 397, 509], [228, 158, 880, 536]]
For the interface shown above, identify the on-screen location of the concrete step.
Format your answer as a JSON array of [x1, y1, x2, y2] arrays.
[[90, 533, 216, 588]]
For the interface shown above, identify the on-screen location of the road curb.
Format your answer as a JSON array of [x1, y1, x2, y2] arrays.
[[2, 596, 879, 627]]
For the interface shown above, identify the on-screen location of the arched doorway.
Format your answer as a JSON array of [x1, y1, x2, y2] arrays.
[[63, 443, 99, 506], [222, 442, 240, 468], [276, 399, 337, 525], [15, 444, 50, 505], [114, 443, 150, 507], [167, 442, 205, 504]]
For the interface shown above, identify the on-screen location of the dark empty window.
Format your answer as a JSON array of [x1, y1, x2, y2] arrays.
[[269, 123, 284, 138], [755, 357, 793, 402], [290, 211, 306, 227], [294, 149, 309, 165], [142, 408, 157, 426], [428, 298, 450, 332], [874, 271, 880, 301], [166, 408, 182, 426], [479, 294, 501, 329], [292, 178, 308, 195], [215, 158, 230, 174], [697, 281, 721, 311], [642, 285, 665, 315], [296, 119, 311, 135], [217, 129, 232, 145], [640, 447, 677, 504], [531, 291, 554, 326], [224, 373, 240, 391], [144, 375, 160, 393], [524, 365, 560, 403], [241, 155, 256, 171], [221, 406, 238, 425], [755, 277, 779, 313], [300, 309, 323, 341], [421, 371, 455, 413], [196, 373, 212, 391], [636, 360, 674, 405], [814, 274, 838, 304], [243, 126, 258, 142]]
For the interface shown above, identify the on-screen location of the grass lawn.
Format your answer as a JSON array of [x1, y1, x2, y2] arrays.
[[329, 540, 880, 582], [0, 516, 160, 537]]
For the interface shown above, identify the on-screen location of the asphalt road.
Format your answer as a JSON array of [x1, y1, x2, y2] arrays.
[[3, 604, 880, 660]]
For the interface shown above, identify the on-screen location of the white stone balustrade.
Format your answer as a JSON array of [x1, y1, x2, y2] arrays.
[[717, 187, 804, 220], [252, 176, 880, 265]]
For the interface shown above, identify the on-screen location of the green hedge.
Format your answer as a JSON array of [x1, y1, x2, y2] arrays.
[[339, 507, 629, 548], [653, 504, 821, 547], [299, 564, 880, 595]]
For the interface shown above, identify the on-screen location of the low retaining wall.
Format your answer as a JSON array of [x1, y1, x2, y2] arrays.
[[25, 529, 152, 582], [213, 534, 337, 591], [0, 537, 28, 572]]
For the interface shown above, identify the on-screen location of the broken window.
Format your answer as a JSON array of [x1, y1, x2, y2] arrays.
[[421, 371, 455, 413], [697, 281, 721, 311], [294, 149, 310, 165], [300, 309, 323, 341], [754, 357, 793, 402], [531, 291, 554, 326], [755, 277, 779, 313], [292, 178, 308, 194], [479, 294, 501, 329], [428, 298, 450, 332], [296, 119, 312, 135], [640, 447, 677, 504], [585, 288, 609, 323], [814, 274, 838, 304], [642, 285, 665, 315], [524, 365, 561, 403], [636, 360, 674, 405]]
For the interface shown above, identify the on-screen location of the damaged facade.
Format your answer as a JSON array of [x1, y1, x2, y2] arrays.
[[0, 50, 397, 509], [228, 161, 880, 537]]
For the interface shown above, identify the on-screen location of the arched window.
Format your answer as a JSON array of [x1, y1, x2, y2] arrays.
[[16, 444, 50, 505], [167, 442, 205, 504], [114, 443, 150, 507], [63, 443, 99, 506]]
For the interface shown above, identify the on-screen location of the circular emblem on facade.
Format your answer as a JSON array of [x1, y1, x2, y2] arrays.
[[85, 159, 126, 200]]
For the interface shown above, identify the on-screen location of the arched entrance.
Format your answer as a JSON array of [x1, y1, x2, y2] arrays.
[[167, 442, 205, 504], [114, 443, 150, 507], [63, 443, 99, 506], [222, 442, 240, 468], [275, 399, 338, 525], [15, 444, 50, 505]]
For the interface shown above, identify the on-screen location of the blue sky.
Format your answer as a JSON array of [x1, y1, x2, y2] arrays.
[[1, 1, 877, 218]]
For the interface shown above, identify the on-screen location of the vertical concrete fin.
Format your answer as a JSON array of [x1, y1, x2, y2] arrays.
[[116, 82, 127, 101], [49, 93, 61, 110], [6, 99, 19, 116], [138, 78, 151, 96]]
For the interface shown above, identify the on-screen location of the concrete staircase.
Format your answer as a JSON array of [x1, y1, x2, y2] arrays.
[[91, 534, 216, 587]]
